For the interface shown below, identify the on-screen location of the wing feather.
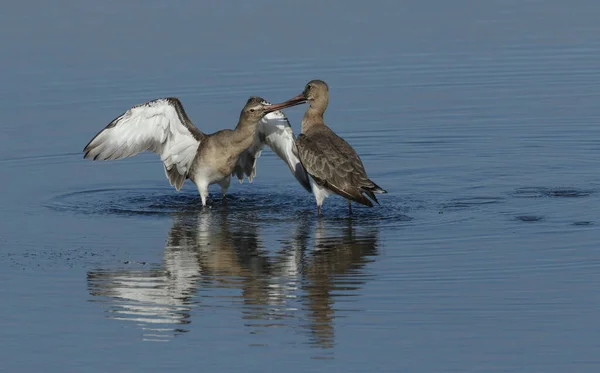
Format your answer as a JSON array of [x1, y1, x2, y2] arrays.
[[83, 97, 204, 190], [233, 99, 311, 192], [296, 130, 383, 207]]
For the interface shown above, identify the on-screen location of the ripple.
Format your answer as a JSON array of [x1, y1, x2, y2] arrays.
[[441, 196, 505, 210], [46, 187, 204, 216], [3, 246, 119, 270], [512, 187, 594, 198], [45, 186, 413, 224], [515, 215, 544, 222], [0, 152, 80, 167], [573, 221, 594, 226]]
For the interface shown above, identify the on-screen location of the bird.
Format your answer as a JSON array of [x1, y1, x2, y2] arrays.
[[83, 96, 311, 207], [275, 80, 387, 216]]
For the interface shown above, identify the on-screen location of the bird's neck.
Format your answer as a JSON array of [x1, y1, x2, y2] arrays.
[[231, 119, 257, 151], [302, 104, 326, 133]]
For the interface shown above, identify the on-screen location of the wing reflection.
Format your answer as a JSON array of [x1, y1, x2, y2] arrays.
[[88, 210, 379, 346]]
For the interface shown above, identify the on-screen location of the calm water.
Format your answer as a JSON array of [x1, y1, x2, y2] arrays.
[[2, 0, 600, 371]]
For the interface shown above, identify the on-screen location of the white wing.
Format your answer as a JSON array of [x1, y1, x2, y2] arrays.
[[233, 103, 312, 192], [83, 98, 204, 190]]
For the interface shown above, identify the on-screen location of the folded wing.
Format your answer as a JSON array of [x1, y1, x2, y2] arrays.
[[295, 131, 385, 207], [83, 97, 204, 190]]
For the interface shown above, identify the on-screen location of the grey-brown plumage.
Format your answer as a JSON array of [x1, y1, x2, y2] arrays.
[[83, 96, 308, 206], [278, 80, 387, 216]]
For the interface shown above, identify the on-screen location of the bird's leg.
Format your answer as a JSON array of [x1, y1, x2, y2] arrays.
[[317, 205, 322, 217], [222, 193, 229, 206], [197, 183, 209, 207], [219, 177, 231, 203], [348, 200, 352, 215]]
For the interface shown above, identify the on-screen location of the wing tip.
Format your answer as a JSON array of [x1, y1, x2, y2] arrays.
[[329, 183, 374, 208], [82, 147, 102, 161], [165, 166, 187, 191], [367, 180, 387, 194], [354, 193, 374, 207], [298, 175, 312, 193], [363, 190, 380, 205]]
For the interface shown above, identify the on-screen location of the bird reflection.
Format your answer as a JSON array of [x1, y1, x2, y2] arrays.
[[302, 220, 379, 348], [88, 208, 379, 347]]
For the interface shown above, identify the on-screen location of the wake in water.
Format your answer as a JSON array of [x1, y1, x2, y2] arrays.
[[45, 185, 413, 223], [45, 184, 597, 228]]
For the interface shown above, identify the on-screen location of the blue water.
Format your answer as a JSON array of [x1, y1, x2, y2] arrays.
[[2, 0, 600, 371]]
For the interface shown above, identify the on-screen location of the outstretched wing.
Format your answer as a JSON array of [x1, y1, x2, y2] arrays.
[[83, 97, 204, 190], [233, 100, 311, 192], [295, 130, 383, 207]]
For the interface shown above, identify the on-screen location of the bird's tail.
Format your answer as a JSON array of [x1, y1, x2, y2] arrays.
[[367, 180, 387, 194], [361, 180, 387, 205]]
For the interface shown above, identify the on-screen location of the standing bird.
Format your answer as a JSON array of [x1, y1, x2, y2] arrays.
[[276, 80, 387, 216], [83, 96, 311, 207]]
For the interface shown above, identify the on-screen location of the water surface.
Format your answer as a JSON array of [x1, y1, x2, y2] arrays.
[[2, 1, 600, 372]]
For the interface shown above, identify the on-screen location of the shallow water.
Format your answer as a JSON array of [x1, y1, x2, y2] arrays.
[[2, 0, 600, 372]]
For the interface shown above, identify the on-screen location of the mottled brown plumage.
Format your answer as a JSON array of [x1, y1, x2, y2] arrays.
[[279, 80, 387, 216]]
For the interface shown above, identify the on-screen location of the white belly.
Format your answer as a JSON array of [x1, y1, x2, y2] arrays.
[[192, 165, 228, 187]]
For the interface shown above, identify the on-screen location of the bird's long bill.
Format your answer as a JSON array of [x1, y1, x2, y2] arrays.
[[264, 93, 307, 113]]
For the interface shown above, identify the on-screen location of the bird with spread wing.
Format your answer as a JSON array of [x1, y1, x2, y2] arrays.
[[83, 97, 311, 206]]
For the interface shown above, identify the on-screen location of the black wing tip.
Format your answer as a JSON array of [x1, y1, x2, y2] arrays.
[[82, 147, 96, 160], [362, 196, 375, 207], [361, 180, 387, 205], [294, 171, 312, 193], [165, 97, 182, 105], [353, 193, 374, 207], [363, 190, 380, 205], [301, 182, 312, 193], [298, 171, 313, 193], [311, 175, 371, 206], [82, 146, 109, 161], [339, 187, 375, 207], [367, 180, 387, 194]]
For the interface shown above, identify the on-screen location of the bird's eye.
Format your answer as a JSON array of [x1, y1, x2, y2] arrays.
[[250, 108, 255, 113]]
